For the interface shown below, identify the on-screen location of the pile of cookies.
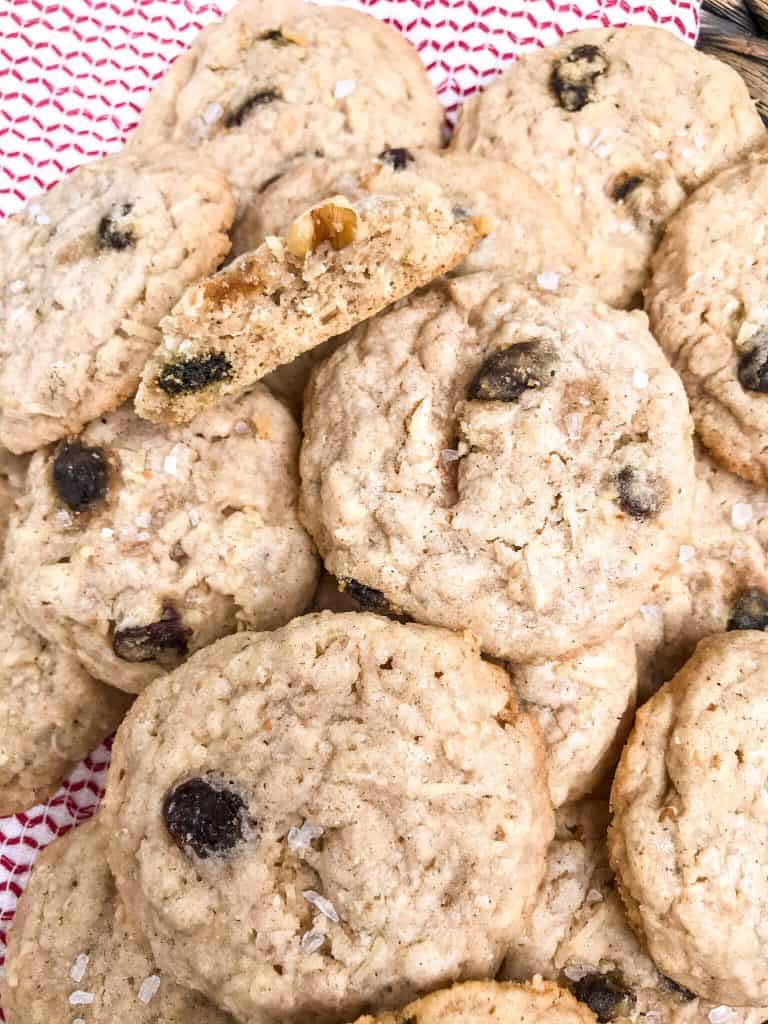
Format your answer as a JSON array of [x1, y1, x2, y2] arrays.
[[4, 3, 768, 1022]]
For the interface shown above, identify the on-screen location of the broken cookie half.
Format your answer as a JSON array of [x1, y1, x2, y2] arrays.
[[135, 181, 487, 424]]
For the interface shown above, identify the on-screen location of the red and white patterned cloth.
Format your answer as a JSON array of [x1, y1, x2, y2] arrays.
[[0, 0, 699, 1004]]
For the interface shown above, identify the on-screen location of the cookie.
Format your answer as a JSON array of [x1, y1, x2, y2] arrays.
[[509, 628, 637, 807], [647, 146, 768, 485], [231, 149, 588, 282], [103, 612, 553, 1024], [1, 816, 233, 1023], [135, 184, 484, 424], [504, 801, 768, 1024], [631, 445, 768, 699], [127, 0, 443, 234], [452, 27, 764, 308], [300, 272, 695, 663], [610, 631, 768, 1005], [5, 389, 318, 693], [352, 978, 598, 1024], [0, 147, 235, 454], [0, 585, 130, 815]]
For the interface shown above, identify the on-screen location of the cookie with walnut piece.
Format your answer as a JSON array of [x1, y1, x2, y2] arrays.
[[135, 181, 485, 424], [104, 611, 553, 1024], [1, 816, 234, 1024], [5, 388, 318, 693]]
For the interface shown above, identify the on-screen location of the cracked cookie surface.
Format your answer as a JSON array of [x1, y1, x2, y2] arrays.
[[610, 631, 768, 1005], [5, 389, 318, 693], [452, 27, 764, 308], [0, 147, 234, 453], [300, 273, 695, 662], [104, 611, 553, 1024]]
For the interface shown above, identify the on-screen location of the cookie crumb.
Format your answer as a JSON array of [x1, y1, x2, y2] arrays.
[[138, 974, 161, 1004], [303, 889, 339, 923]]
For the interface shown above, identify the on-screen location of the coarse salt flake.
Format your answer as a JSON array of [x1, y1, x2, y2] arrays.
[[653, 150, 667, 160], [189, 507, 201, 526], [618, 221, 634, 235], [633, 369, 649, 389], [678, 544, 695, 564], [73, 1019, 86, 1024], [202, 102, 223, 124], [70, 953, 89, 983], [303, 889, 339, 923], [565, 413, 582, 440], [234, 420, 249, 434], [69, 991, 95, 1006], [301, 929, 326, 954], [288, 821, 324, 851], [135, 511, 152, 528], [138, 974, 161, 1004], [732, 503, 753, 530], [586, 888, 604, 904], [595, 143, 611, 159], [163, 454, 178, 476], [56, 509, 73, 527], [536, 271, 559, 291], [442, 448, 461, 464], [334, 79, 356, 99], [694, 134, 706, 150], [640, 603, 662, 623], [563, 965, 590, 982], [709, 1007, 737, 1024], [101, 527, 114, 540]]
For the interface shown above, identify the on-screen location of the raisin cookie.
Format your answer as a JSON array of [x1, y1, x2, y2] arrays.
[[452, 27, 764, 308], [632, 445, 768, 699], [127, 0, 443, 231], [352, 979, 598, 1024], [300, 272, 695, 663], [0, 585, 130, 815], [647, 146, 768, 485], [0, 147, 234, 454], [5, 389, 318, 693], [504, 801, 768, 1024], [104, 612, 553, 1024], [232, 149, 588, 282], [610, 631, 768, 1005], [135, 186, 484, 424], [1, 816, 233, 1023], [509, 629, 637, 807]]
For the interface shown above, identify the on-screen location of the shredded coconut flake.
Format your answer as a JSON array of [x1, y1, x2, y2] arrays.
[[334, 79, 356, 99], [303, 889, 339, 923], [69, 991, 95, 1006], [288, 821, 324, 852], [709, 1007, 737, 1024], [70, 953, 89, 983], [536, 270, 560, 291], [678, 544, 695, 564], [732, 503, 753, 530], [138, 975, 161, 1004], [442, 448, 461, 464], [301, 929, 326, 954], [632, 368, 649, 389]]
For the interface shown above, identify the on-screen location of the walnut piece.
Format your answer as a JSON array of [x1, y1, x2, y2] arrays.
[[285, 197, 358, 260]]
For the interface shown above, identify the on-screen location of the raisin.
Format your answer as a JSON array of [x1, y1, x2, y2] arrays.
[[611, 174, 643, 202], [468, 342, 556, 402], [156, 352, 233, 396], [727, 587, 768, 631], [550, 44, 609, 112], [737, 327, 768, 393], [225, 89, 281, 128], [570, 971, 636, 1022], [616, 465, 662, 519], [378, 147, 415, 171], [52, 441, 108, 511], [659, 974, 696, 1002], [98, 202, 134, 250], [112, 605, 191, 663], [339, 577, 391, 613], [163, 776, 256, 860]]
